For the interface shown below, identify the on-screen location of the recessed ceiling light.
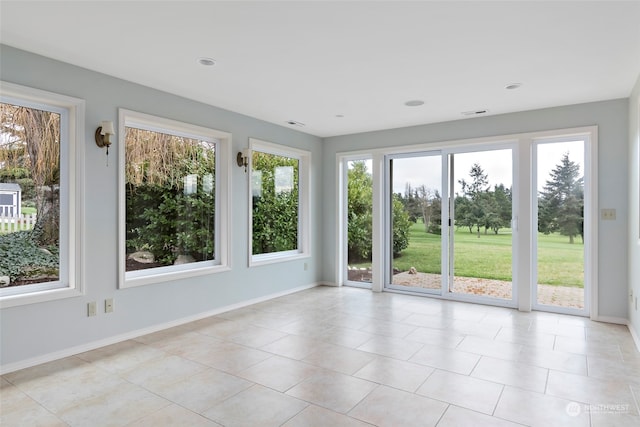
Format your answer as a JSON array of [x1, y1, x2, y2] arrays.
[[286, 120, 305, 127], [505, 83, 522, 90], [404, 100, 425, 107], [335, 114, 344, 118], [197, 57, 216, 66]]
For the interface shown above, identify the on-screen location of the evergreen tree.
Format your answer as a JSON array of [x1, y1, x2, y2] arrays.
[[492, 184, 512, 234], [538, 153, 583, 243], [459, 163, 490, 236]]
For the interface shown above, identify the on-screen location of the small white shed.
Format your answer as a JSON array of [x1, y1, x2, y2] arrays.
[[0, 183, 21, 217]]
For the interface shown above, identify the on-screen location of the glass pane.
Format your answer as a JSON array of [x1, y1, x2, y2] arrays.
[[125, 127, 216, 271], [390, 155, 442, 292], [252, 151, 299, 255], [451, 149, 513, 300], [0, 102, 61, 287], [536, 141, 585, 309], [347, 159, 372, 284]]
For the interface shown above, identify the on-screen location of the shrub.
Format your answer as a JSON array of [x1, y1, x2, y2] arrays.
[[126, 182, 215, 265], [0, 230, 58, 282], [347, 161, 411, 261]]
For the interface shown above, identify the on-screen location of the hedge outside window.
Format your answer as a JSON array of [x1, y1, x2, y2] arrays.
[[120, 110, 230, 288]]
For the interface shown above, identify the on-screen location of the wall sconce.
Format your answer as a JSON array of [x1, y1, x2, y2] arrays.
[[237, 149, 249, 173], [95, 121, 115, 156]]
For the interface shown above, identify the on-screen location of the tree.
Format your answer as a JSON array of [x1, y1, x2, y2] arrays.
[[454, 195, 475, 233], [0, 103, 60, 246], [455, 163, 512, 235], [425, 189, 442, 234], [347, 161, 373, 262], [392, 195, 411, 256], [459, 163, 490, 236], [491, 184, 512, 234], [538, 153, 583, 243], [347, 161, 411, 261]]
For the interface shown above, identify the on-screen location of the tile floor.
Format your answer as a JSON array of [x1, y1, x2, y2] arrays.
[[1, 286, 639, 426]]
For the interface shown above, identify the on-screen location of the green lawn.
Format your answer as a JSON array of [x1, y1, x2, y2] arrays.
[[21, 207, 37, 215], [358, 222, 584, 287]]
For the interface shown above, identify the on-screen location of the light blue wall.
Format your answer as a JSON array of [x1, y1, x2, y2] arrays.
[[322, 99, 630, 320], [628, 73, 640, 342], [0, 45, 323, 367]]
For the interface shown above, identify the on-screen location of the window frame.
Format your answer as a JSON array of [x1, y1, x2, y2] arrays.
[[341, 155, 374, 289], [249, 138, 310, 266], [118, 109, 231, 289], [0, 81, 85, 308]]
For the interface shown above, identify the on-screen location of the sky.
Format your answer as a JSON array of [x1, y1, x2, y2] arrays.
[[350, 141, 584, 196]]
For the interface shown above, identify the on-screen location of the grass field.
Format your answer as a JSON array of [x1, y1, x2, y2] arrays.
[[360, 222, 584, 287]]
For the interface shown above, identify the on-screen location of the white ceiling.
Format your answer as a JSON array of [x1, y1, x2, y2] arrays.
[[1, 1, 639, 138]]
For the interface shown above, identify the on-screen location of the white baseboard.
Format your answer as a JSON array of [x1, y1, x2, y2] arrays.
[[321, 281, 339, 287], [629, 323, 640, 353], [0, 282, 319, 375], [592, 315, 629, 325]]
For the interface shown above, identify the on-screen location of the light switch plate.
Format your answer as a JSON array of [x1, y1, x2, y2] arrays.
[[601, 209, 616, 220], [88, 302, 97, 317]]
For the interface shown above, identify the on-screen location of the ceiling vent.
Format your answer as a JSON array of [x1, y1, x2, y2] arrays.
[[461, 110, 489, 116]]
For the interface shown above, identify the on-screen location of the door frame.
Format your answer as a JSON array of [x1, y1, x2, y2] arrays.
[[338, 153, 374, 289], [531, 133, 596, 316], [384, 150, 444, 296]]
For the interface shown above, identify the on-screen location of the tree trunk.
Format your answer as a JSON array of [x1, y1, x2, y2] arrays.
[[421, 204, 429, 232], [16, 107, 60, 246], [31, 185, 59, 246]]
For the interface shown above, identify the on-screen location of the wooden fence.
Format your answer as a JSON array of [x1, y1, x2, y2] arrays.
[[0, 213, 37, 233]]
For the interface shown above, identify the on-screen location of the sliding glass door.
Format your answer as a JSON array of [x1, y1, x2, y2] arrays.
[[387, 153, 443, 294], [384, 146, 515, 307], [447, 148, 515, 305]]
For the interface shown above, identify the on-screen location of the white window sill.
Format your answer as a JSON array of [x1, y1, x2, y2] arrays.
[[122, 263, 231, 289], [0, 285, 82, 308], [250, 251, 310, 267]]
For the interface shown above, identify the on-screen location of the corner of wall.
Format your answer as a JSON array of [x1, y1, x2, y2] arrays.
[[628, 72, 640, 351]]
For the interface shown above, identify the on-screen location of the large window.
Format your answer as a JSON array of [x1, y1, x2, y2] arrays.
[[119, 110, 230, 288], [0, 82, 84, 307], [250, 138, 310, 265]]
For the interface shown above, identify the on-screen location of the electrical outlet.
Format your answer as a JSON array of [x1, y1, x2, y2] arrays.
[[105, 298, 114, 313], [601, 208, 616, 220], [87, 301, 97, 317]]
